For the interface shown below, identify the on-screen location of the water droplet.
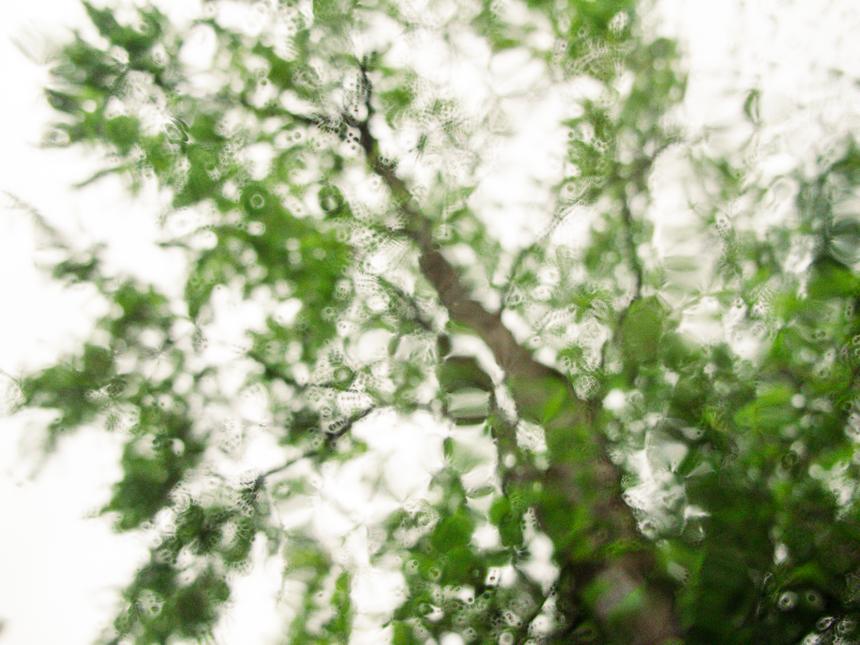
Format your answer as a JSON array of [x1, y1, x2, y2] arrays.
[[805, 589, 824, 609], [837, 618, 857, 635], [250, 193, 266, 209], [816, 616, 835, 631], [778, 590, 797, 610]]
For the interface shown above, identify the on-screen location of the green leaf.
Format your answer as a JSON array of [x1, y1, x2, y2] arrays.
[[809, 258, 860, 298], [743, 88, 761, 124], [430, 509, 474, 551], [620, 296, 666, 365], [437, 356, 494, 393], [734, 383, 795, 431]]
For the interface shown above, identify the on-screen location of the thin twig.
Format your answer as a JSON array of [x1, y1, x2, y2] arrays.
[[325, 405, 378, 441], [374, 274, 436, 334], [509, 565, 552, 643], [256, 406, 379, 485], [619, 194, 643, 301], [246, 348, 343, 394], [2, 191, 70, 250], [597, 143, 678, 374], [258, 450, 320, 481], [72, 164, 133, 189], [498, 208, 570, 313]]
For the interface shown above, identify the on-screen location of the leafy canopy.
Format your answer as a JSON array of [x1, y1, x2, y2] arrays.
[[8, 0, 860, 643]]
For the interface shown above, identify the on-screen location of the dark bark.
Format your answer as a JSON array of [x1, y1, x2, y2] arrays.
[[346, 69, 682, 643]]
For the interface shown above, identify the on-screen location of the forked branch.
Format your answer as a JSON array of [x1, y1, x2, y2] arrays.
[[344, 63, 682, 643]]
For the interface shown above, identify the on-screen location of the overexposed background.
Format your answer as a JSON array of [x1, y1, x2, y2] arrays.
[[1, 0, 860, 643]]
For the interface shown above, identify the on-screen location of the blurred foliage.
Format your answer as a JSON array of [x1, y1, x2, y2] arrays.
[[8, 0, 860, 643]]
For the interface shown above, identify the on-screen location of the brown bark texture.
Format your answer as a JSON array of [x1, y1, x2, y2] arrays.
[[347, 74, 683, 643]]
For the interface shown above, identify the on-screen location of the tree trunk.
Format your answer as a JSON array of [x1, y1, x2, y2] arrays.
[[350, 98, 682, 643]]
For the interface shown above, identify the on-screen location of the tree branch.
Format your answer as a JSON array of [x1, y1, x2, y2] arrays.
[[620, 194, 644, 301], [598, 149, 673, 375], [256, 406, 379, 488], [598, 189, 644, 376], [373, 274, 437, 334], [499, 207, 568, 313], [346, 64, 682, 643], [323, 405, 377, 442], [257, 449, 320, 482]]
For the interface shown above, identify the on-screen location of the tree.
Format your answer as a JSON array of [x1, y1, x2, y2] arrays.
[[7, 0, 860, 643]]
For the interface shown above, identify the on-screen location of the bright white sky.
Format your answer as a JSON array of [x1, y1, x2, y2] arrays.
[[1, 1, 859, 644]]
